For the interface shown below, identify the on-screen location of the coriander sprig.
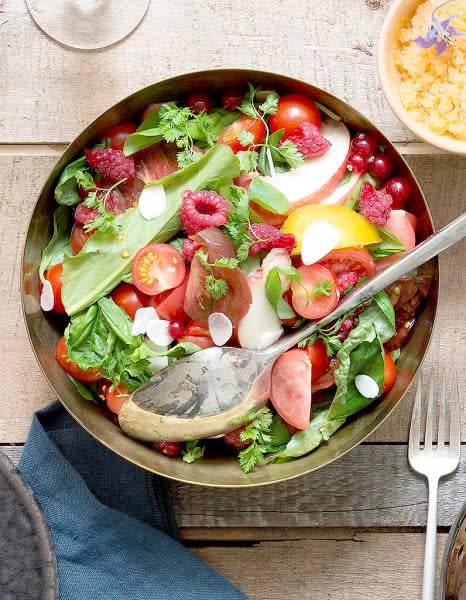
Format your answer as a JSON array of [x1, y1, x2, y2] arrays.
[[82, 178, 126, 233], [195, 249, 239, 301], [238, 407, 273, 473]]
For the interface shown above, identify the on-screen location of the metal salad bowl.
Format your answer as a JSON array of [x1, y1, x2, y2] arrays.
[[21, 69, 438, 488]]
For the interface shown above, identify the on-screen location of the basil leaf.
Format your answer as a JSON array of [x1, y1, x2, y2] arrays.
[[68, 376, 99, 403], [344, 173, 379, 210], [123, 127, 164, 156], [187, 109, 238, 142], [64, 304, 113, 369], [98, 297, 141, 347], [131, 341, 201, 362], [358, 291, 395, 341], [62, 144, 240, 315], [39, 207, 72, 282], [265, 267, 294, 319], [248, 177, 289, 214], [368, 228, 405, 259], [54, 156, 89, 206]]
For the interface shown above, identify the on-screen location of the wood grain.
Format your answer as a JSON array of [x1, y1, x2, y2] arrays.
[[0, 0, 412, 143]]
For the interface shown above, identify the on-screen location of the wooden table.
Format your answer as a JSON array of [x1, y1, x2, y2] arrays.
[[1, 1, 465, 597]]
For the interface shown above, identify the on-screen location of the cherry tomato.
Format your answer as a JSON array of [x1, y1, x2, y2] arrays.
[[217, 114, 266, 153], [70, 222, 92, 255], [153, 441, 182, 457], [132, 243, 186, 296], [269, 94, 321, 135], [306, 339, 329, 382], [177, 321, 215, 349], [383, 350, 396, 394], [101, 122, 137, 150], [186, 92, 214, 114], [319, 247, 376, 277], [55, 336, 102, 382], [291, 264, 340, 320], [43, 263, 66, 313], [111, 283, 145, 320], [221, 89, 244, 111], [149, 269, 190, 322], [105, 384, 130, 415], [270, 348, 313, 430]]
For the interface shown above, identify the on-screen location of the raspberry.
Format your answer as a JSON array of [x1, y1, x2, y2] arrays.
[[280, 122, 331, 158], [358, 182, 392, 226], [248, 223, 296, 256], [336, 271, 360, 294], [180, 190, 229, 235], [85, 147, 135, 183], [182, 238, 202, 262], [74, 202, 99, 224]]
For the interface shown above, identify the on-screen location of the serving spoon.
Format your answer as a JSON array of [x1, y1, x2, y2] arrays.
[[118, 212, 466, 442]]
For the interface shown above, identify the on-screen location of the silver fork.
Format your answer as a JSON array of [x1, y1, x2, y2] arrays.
[[408, 371, 461, 600]]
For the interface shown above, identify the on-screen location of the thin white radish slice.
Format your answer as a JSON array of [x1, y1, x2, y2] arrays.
[[261, 248, 293, 290], [132, 306, 159, 336], [301, 222, 340, 265], [355, 374, 380, 399], [146, 319, 174, 347], [138, 185, 167, 220], [208, 312, 233, 346], [40, 280, 54, 311]]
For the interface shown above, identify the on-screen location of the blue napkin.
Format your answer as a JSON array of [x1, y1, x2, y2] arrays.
[[19, 402, 249, 600]]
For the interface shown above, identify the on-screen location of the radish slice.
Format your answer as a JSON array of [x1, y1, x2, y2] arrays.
[[146, 319, 174, 347], [132, 306, 158, 336], [40, 280, 54, 311], [355, 374, 380, 398], [261, 248, 292, 290], [208, 312, 233, 346], [138, 185, 167, 220], [301, 222, 340, 265]]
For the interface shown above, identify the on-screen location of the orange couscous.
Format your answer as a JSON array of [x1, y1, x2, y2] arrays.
[[396, 0, 466, 140]]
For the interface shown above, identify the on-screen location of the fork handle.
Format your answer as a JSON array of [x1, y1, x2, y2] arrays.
[[423, 474, 440, 600]]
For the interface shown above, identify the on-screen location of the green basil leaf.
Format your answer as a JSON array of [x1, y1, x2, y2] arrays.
[[248, 177, 289, 214], [98, 297, 141, 347], [64, 305, 113, 369], [54, 156, 89, 206], [39, 206, 72, 282], [358, 291, 395, 341], [123, 127, 164, 156], [265, 267, 295, 319], [68, 376, 99, 403], [368, 228, 406, 259]]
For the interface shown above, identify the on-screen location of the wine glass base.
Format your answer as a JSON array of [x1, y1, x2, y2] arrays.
[[26, 0, 150, 50]]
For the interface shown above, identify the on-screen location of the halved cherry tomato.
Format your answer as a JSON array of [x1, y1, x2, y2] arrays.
[[383, 350, 396, 394], [105, 384, 130, 415], [319, 247, 376, 277], [132, 244, 185, 296], [70, 222, 92, 255], [177, 321, 215, 349], [55, 336, 102, 382], [270, 348, 313, 430], [306, 339, 329, 382], [269, 94, 321, 134], [111, 283, 145, 320], [291, 264, 339, 320], [149, 269, 190, 322], [43, 263, 66, 313], [101, 122, 137, 150], [217, 114, 266, 153]]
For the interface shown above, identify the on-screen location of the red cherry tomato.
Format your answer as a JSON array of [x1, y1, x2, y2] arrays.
[[269, 94, 321, 135], [186, 92, 214, 114], [270, 348, 313, 430], [291, 264, 340, 320], [221, 89, 244, 111], [177, 321, 215, 349], [217, 114, 266, 153], [319, 247, 376, 277], [383, 350, 396, 394], [132, 244, 186, 296], [101, 122, 137, 150], [43, 263, 66, 313], [70, 222, 92, 255], [55, 336, 102, 382], [149, 269, 190, 322], [105, 384, 130, 415], [153, 441, 182, 457], [111, 283, 145, 320], [305, 339, 329, 382]]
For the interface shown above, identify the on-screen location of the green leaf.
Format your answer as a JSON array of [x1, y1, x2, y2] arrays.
[[123, 126, 164, 156], [237, 150, 259, 173], [62, 144, 240, 315], [265, 267, 295, 319], [238, 407, 273, 473], [132, 341, 202, 362], [238, 254, 261, 277], [205, 275, 228, 300], [344, 173, 379, 210], [313, 279, 333, 297], [278, 266, 301, 282], [258, 91, 279, 115], [358, 291, 395, 341], [271, 140, 304, 169], [39, 206, 72, 282], [239, 83, 259, 119], [182, 440, 206, 464], [98, 297, 142, 347], [54, 156, 89, 206], [368, 227, 406, 259], [187, 109, 238, 142], [65, 304, 113, 369], [314, 101, 342, 121], [390, 348, 401, 362], [248, 177, 289, 215], [237, 130, 255, 146], [68, 376, 99, 403]]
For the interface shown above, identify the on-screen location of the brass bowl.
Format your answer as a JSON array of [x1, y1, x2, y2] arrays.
[[21, 69, 438, 488], [440, 500, 466, 600]]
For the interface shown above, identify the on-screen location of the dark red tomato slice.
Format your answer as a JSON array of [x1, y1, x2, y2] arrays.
[[105, 384, 130, 415], [269, 94, 321, 135], [270, 348, 313, 430], [151, 269, 190, 322], [319, 247, 376, 277], [291, 264, 340, 320], [383, 350, 396, 394], [101, 122, 137, 150], [111, 283, 145, 320], [43, 263, 66, 313], [177, 321, 215, 349], [55, 336, 102, 382], [217, 114, 266, 153], [306, 339, 329, 382], [132, 243, 185, 296], [70, 222, 92, 255]]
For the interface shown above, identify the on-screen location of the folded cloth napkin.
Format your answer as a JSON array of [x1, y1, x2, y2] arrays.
[[18, 402, 249, 600]]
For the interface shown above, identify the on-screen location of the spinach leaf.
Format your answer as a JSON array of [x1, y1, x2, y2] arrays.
[[39, 206, 72, 281], [357, 291, 395, 342], [123, 127, 164, 156], [248, 177, 289, 214], [54, 156, 90, 206], [68, 376, 99, 403], [368, 228, 405, 259], [62, 144, 240, 315]]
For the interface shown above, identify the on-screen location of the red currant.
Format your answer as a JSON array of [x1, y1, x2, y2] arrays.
[[221, 89, 244, 111], [385, 176, 411, 209], [350, 133, 378, 158], [346, 152, 368, 173], [97, 379, 113, 402], [368, 153, 393, 179], [153, 441, 182, 457], [168, 320, 187, 339], [186, 92, 214, 115]]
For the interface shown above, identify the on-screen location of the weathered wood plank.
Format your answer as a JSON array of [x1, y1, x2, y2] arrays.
[[0, 0, 414, 143]]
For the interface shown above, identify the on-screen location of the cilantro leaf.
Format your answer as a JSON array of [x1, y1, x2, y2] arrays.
[[205, 275, 228, 300], [271, 140, 304, 169], [182, 440, 206, 464], [238, 407, 273, 473], [258, 91, 279, 116], [237, 131, 255, 146], [313, 279, 334, 297], [236, 150, 259, 173]]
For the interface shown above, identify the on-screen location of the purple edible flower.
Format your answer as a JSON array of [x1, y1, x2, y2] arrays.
[[414, 1, 466, 57]]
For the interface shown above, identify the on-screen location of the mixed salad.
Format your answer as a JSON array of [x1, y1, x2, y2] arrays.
[[39, 85, 430, 472]]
